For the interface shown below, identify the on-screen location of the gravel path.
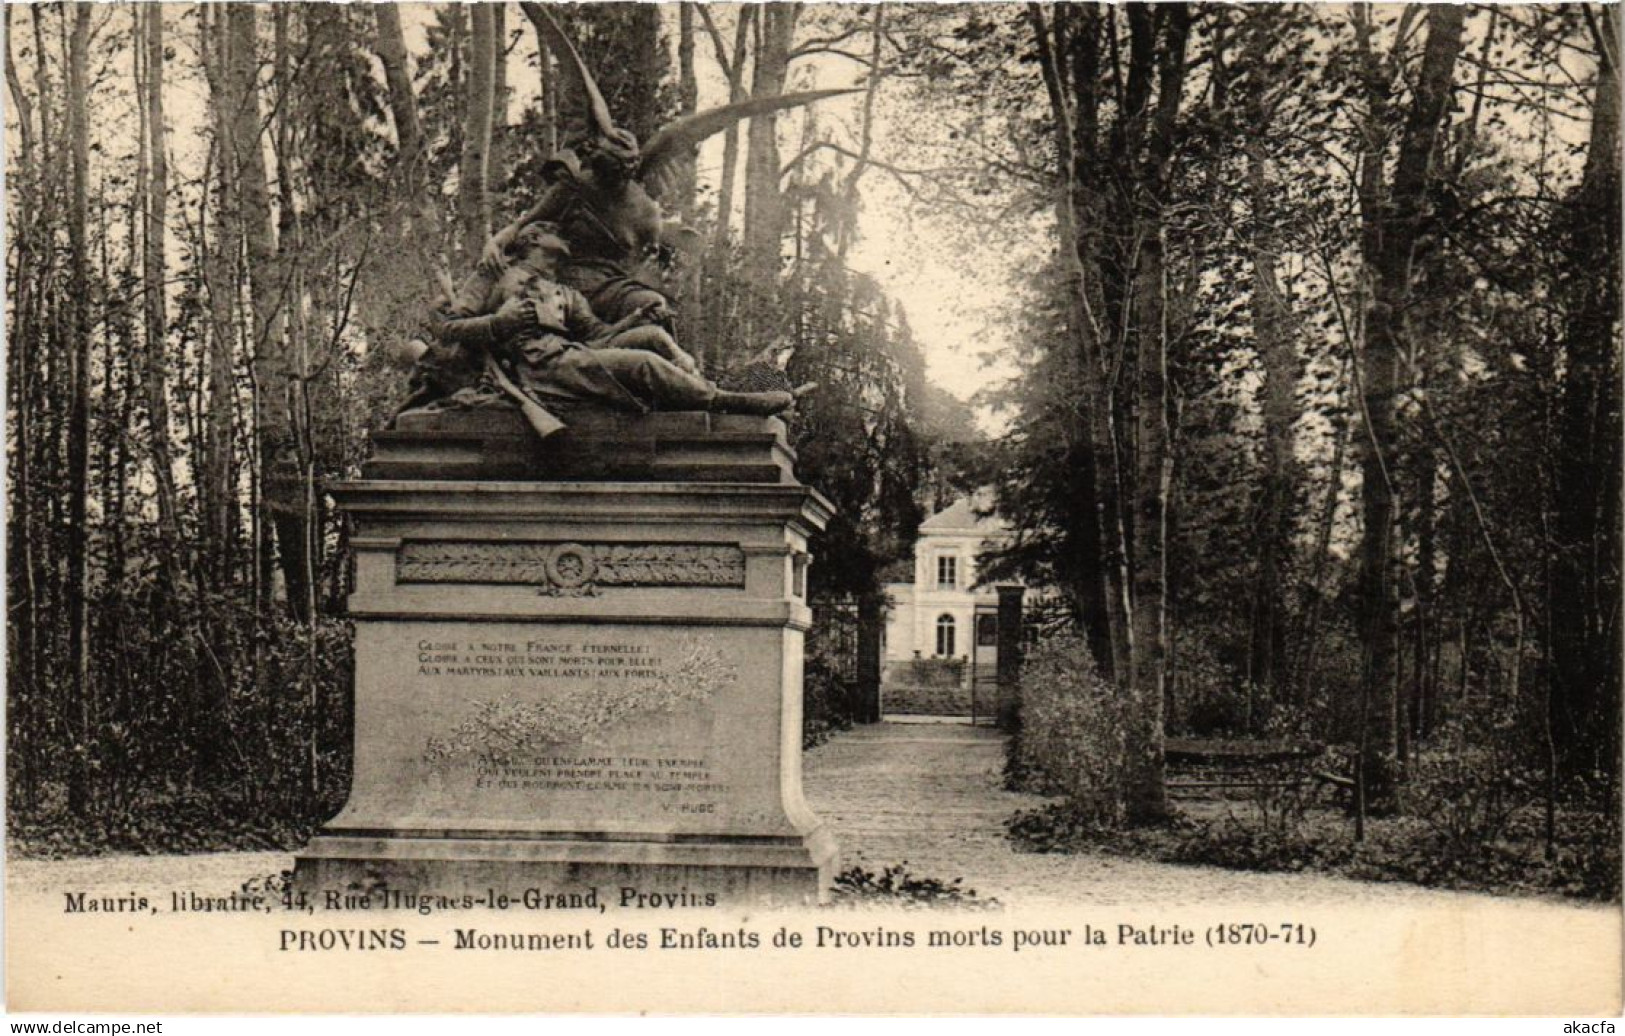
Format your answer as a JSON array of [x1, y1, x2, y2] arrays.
[[5, 722, 1601, 912], [802, 722, 1566, 908]]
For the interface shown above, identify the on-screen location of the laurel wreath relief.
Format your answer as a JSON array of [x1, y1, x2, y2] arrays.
[[397, 541, 747, 595]]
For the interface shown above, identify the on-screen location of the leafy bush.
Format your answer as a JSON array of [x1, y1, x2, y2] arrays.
[[9, 611, 354, 857], [1007, 802, 1115, 853], [1167, 632, 1256, 737], [1405, 697, 1538, 858], [830, 863, 999, 909], [803, 639, 856, 749], [890, 658, 965, 689], [1008, 631, 1129, 827], [1008, 798, 1620, 902], [1542, 809, 1623, 900], [1152, 816, 1347, 873]]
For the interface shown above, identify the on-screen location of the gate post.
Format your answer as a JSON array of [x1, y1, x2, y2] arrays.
[[995, 585, 1025, 732], [855, 592, 884, 724]]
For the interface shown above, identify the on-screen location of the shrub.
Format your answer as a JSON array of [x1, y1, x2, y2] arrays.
[[1150, 816, 1344, 873], [830, 863, 999, 909], [1167, 631, 1254, 737], [9, 608, 355, 857], [892, 658, 965, 689], [1406, 697, 1538, 860], [1007, 802, 1107, 853], [1008, 631, 1129, 827], [803, 639, 855, 749]]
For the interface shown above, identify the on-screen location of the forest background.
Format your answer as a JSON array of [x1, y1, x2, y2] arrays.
[[4, 2, 1619, 899]]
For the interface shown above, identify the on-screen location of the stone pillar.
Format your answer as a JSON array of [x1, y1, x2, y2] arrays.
[[295, 411, 838, 906], [995, 585, 1026, 732], [854, 593, 883, 724]]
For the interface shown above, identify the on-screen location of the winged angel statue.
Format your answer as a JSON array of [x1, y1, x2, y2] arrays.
[[488, 3, 853, 328], [407, 4, 849, 432]]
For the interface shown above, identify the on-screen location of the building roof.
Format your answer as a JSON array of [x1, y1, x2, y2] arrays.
[[919, 493, 1010, 536]]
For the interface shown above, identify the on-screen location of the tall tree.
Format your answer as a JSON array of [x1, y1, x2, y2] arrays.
[[460, 3, 496, 260], [65, 0, 93, 813], [199, 4, 241, 590], [374, 6, 424, 206], [1235, 9, 1303, 708], [696, 5, 755, 363], [1550, 7, 1622, 786], [1353, 4, 1467, 811], [1122, 4, 1193, 822], [743, 5, 802, 281], [1024, 3, 1198, 820], [226, 4, 306, 622], [140, 4, 183, 590]]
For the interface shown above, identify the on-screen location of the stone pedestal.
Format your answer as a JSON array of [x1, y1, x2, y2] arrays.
[[295, 411, 837, 906]]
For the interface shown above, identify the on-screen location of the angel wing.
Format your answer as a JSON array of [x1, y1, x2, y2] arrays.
[[517, 2, 617, 143], [519, 3, 857, 200], [639, 89, 859, 201]]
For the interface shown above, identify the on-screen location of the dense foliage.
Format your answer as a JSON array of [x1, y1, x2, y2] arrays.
[[5, 3, 1618, 904], [4, 3, 956, 850], [889, 4, 1619, 844]]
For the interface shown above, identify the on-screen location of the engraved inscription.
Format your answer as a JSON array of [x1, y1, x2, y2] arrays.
[[397, 541, 746, 593], [421, 635, 736, 770], [472, 755, 723, 815]]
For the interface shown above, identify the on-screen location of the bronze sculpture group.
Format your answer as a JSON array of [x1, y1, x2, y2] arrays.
[[399, 6, 850, 437]]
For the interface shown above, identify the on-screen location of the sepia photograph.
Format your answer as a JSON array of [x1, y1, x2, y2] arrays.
[[3, 0, 1621, 1019]]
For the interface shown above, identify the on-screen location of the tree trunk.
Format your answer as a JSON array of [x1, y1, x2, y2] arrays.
[[700, 5, 755, 367], [201, 5, 240, 591], [1356, 4, 1466, 812], [1550, 9, 1622, 786], [1297, 362, 1351, 701], [834, 6, 887, 262], [227, 5, 304, 623], [374, 5, 424, 204], [1125, 219, 1174, 822], [66, 0, 93, 815], [1246, 140, 1298, 711], [675, 3, 699, 223], [460, 3, 496, 262], [1410, 441, 1438, 743], [741, 4, 800, 298], [491, 3, 508, 192], [141, 3, 184, 589], [5, 3, 40, 806], [1027, 2, 1131, 682], [1121, 4, 1191, 824]]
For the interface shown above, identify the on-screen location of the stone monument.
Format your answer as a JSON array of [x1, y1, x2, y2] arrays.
[[295, 10, 853, 906], [294, 409, 837, 905]]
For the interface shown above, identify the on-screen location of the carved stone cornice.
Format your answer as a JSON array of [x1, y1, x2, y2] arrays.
[[397, 540, 747, 594]]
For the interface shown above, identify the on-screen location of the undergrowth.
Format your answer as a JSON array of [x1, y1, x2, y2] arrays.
[[829, 862, 1001, 909]]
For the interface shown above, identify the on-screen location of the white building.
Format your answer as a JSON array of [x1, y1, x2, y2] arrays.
[[883, 496, 1018, 665]]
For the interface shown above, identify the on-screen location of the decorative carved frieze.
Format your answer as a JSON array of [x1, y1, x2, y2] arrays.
[[397, 541, 746, 594]]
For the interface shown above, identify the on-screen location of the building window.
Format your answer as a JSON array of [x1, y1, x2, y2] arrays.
[[935, 614, 957, 657], [936, 554, 958, 590]]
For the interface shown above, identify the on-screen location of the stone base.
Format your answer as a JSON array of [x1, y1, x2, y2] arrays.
[[372, 408, 796, 484], [299, 467, 838, 910], [294, 827, 836, 908]]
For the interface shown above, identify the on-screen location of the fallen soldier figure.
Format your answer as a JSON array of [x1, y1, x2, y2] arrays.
[[416, 223, 811, 438]]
